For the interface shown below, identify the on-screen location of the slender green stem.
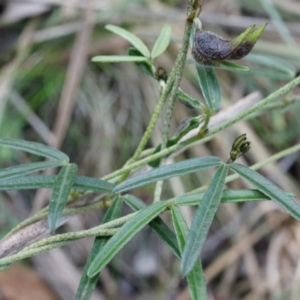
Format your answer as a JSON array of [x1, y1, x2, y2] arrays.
[[103, 75, 300, 182], [190, 140, 300, 195], [0, 213, 138, 267], [0, 225, 114, 267], [4, 207, 49, 238], [126, 79, 174, 163], [0, 242, 69, 268], [112, 0, 202, 185], [154, 13, 195, 202], [209, 76, 300, 135], [2, 141, 299, 266], [23, 228, 118, 252], [4, 199, 110, 239]]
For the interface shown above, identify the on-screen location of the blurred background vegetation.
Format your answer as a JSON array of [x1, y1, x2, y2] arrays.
[[0, 0, 299, 299]]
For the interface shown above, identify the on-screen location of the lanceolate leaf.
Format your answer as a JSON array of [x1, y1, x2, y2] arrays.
[[0, 160, 66, 182], [0, 175, 54, 190], [181, 164, 228, 275], [229, 163, 300, 221], [88, 201, 167, 277], [220, 189, 294, 202], [114, 156, 222, 193], [91, 56, 149, 63], [151, 25, 172, 59], [171, 206, 207, 300], [177, 88, 204, 109], [195, 64, 221, 112], [73, 176, 115, 193], [174, 189, 289, 206], [48, 163, 78, 232], [75, 197, 123, 300], [124, 194, 181, 258], [213, 61, 250, 72], [0, 138, 69, 162], [105, 25, 150, 58], [245, 53, 296, 80], [0, 175, 115, 193]]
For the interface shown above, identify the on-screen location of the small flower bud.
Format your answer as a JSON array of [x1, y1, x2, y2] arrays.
[[228, 134, 251, 163], [155, 67, 168, 82]]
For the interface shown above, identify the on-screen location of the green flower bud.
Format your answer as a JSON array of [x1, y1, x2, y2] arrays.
[[228, 134, 251, 163]]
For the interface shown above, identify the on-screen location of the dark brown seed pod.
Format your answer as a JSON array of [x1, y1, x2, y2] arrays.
[[192, 30, 233, 65], [192, 23, 267, 65], [229, 41, 254, 60]]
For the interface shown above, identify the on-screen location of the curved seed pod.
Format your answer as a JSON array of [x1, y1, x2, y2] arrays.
[[192, 30, 233, 65], [192, 24, 267, 65]]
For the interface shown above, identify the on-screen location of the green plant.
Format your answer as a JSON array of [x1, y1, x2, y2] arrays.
[[0, 1, 300, 299]]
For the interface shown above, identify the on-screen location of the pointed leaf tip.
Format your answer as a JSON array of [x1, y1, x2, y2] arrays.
[[171, 206, 207, 299], [105, 24, 150, 58], [48, 163, 78, 233], [151, 25, 172, 59], [75, 197, 123, 300], [229, 163, 300, 222], [181, 164, 228, 275], [87, 201, 167, 277]]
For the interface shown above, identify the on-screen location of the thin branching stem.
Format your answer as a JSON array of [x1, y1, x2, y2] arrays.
[[154, 9, 196, 202], [103, 75, 300, 181]]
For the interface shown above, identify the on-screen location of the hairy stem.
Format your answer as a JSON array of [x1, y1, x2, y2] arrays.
[[103, 75, 300, 181], [154, 11, 196, 202]]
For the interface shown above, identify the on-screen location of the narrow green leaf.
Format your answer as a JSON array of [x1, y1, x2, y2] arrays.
[[229, 163, 300, 221], [73, 176, 115, 193], [171, 206, 207, 300], [105, 24, 150, 58], [91, 55, 149, 63], [75, 197, 123, 300], [0, 175, 116, 194], [0, 175, 55, 190], [245, 53, 296, 80], [88, 201, 167, 277], [0, 138, 69, 162], [48, 163, 78, 232], [181, 164, 228, 275], [151, 25, 172, 59], [195, 64, 221, 112], [174, 189, 290, 206], [114, 156, 222, 193], [221, 189, 294, 203], [0, 160, 65, 182], [213, 61, 250, 72], [177, 88, 204, 109], [124, 194, 181, 258]]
